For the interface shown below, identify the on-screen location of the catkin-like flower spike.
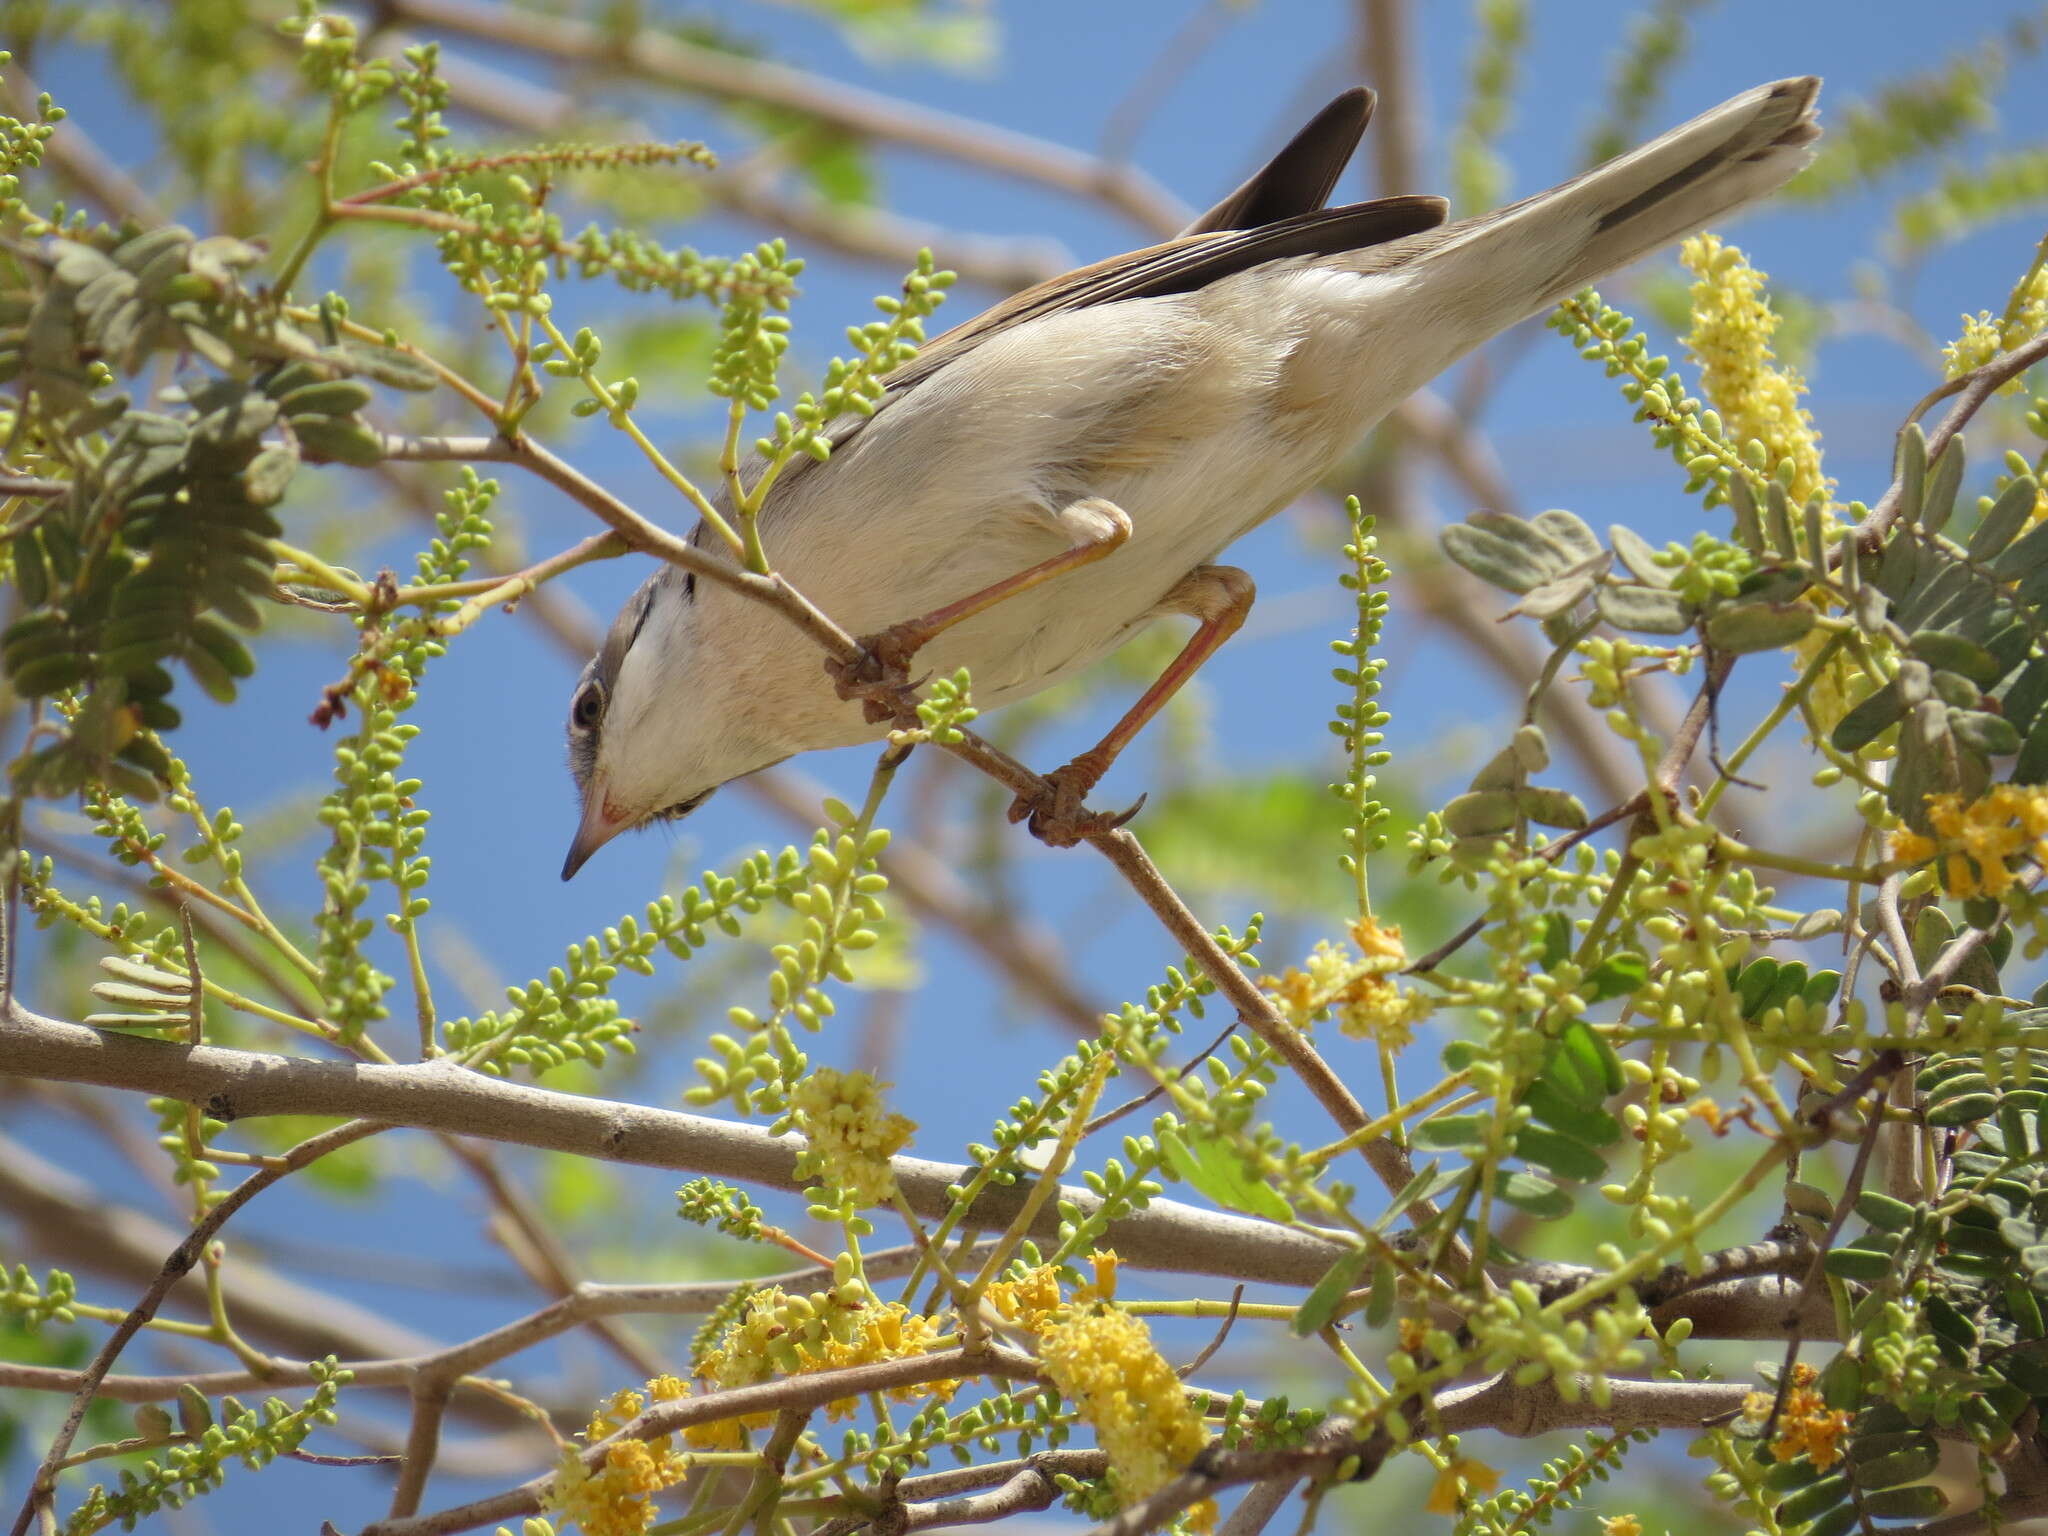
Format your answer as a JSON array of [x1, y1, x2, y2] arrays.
[[1679, 234, 1832, 515]]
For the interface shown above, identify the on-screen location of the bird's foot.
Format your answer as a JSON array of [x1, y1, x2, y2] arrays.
[[824, 625, 925, 725], [1006, 754, 1145, 848]]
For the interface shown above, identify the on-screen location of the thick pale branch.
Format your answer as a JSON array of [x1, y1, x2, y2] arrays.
[[0, 1008, 1349, 1287]]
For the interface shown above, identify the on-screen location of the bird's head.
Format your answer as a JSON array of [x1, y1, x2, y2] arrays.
[[560, 567, 722, 879]]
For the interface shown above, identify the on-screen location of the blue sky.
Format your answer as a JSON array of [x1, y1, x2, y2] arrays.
[[8, 1, 2048, 1529]]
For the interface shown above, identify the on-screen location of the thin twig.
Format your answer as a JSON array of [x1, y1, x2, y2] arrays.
[[7, 1118, 386, 1536], [382, 0, 1187, 237]]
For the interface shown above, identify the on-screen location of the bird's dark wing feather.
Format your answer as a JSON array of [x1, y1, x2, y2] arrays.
[[870, 192, 1450, 403], [1180, 87, 1376, 235]]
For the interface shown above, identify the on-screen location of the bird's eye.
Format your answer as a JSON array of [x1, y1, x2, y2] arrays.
[[571, 684, 604, 730]]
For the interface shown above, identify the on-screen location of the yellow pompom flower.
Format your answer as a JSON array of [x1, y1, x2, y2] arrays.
[[789, 1066, 916, 1208], [1600, 1517, 1644, 1536], [548, 1376, 692, 1536], [1037, 1304, 1214, 1530]]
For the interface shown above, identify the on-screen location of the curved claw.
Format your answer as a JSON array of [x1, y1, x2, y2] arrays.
[[1100, 791, 1147, 832], [826, 630, 926, 723], [1006, 775, 1147, 848]]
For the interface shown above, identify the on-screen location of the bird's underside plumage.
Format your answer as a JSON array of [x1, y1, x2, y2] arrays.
[[566, 75, 1821, 873]]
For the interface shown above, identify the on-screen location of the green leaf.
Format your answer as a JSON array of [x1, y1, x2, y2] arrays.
[[1908, 630, 2001, 685], [1832, 677, 1906, 752], [1950, 708, 2022, 757], [1292, 1244, 1371, 1336], [1539, 911, 1571, 970], [1491, 1168, 1574, 1220], [1513, 1124, 1607, 1182], [1776, 1473, 1850, 1527], [1853, 1191, 1916, 1231], [1735, 958, 1781, 1016], [1596, 582, 1694, 634], [1364, 1256, 1398, 1328], [1704, 600, 1817, 653], [1522, 1077, 1621, 1146], [1860, 1485, 1947, 1520], [1375, 1159, 1445, 1231], [1608, 524, 1672, 586], [1443, 789, 1519, 838], [1412, 1113, 1486, 1152], [1548, 1019, 1624, 1104], [1514, 786, 1588, 830], [1442, 523, 1554, 594], [1585, 951, 1647, 1001], [1159, 1126, 1292, 1221], [1823, 1247, 1895, 1281]]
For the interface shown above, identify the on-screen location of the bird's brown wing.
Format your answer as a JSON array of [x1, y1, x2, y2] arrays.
[[860, 191, 1450, 405]]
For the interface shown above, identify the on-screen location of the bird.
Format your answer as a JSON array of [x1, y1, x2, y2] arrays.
[[561, 76, 1821, 880]]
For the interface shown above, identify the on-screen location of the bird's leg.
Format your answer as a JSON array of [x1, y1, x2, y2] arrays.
[[826, 498, 1132, 723], [1011, 564, 1255, 848]]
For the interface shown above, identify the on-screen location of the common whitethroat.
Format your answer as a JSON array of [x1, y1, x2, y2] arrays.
[[562, 76, 1821, 879]]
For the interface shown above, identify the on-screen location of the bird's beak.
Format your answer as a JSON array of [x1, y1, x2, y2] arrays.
[[562, 785, 630, 882]]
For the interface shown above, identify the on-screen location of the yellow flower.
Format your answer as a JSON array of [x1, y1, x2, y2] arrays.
[[1424, 1455, 1502, 1515], [1680, 234, 1831, 512], [1890, 785, 2048, 898], [789, 1067, 915, 1208], [1600, 1517, 1644, 1536], [1944, 258, 2048, 391], [548, 1377, 692, 1536], [1348, 915, 1407, 966], [1265, 932, 1432, 1054], [984, 1263, 1066, 1332], [1037, 1303, 1212, 1526], [692, 1287, 955, 1436], [1736, 1363, 1854, 1471], [1078, 1249, 1120, 1305]]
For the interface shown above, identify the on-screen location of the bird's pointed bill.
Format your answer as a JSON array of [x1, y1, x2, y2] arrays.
[[562, 786, 629, 881]]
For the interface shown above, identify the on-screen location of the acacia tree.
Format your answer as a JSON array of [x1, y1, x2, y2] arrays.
[[4, 4, 2048, 1536]]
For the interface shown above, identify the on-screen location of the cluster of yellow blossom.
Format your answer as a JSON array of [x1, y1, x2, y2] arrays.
[[1943, 256, 2048, 386], [1036, 1301, 1214, 1531], [807, 1302, 959, 1418], [548, 1375, 691, 1536], [985, 1250, 1120, 1334], [788, 1066, 916, 1208], [1264, 918, 1432, 1053], [1423, 1453, 1503, 1515], [1889, 783, 2048, 898], [1679, 234, 1831, 512], [689, 1284, 955, 1444], [1600, 1517, 1644, 1536], [1740, 1363, 1853, 1471]]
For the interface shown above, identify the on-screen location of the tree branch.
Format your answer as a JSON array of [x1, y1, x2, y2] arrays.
[[0, 1007, 1351, 1288]]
